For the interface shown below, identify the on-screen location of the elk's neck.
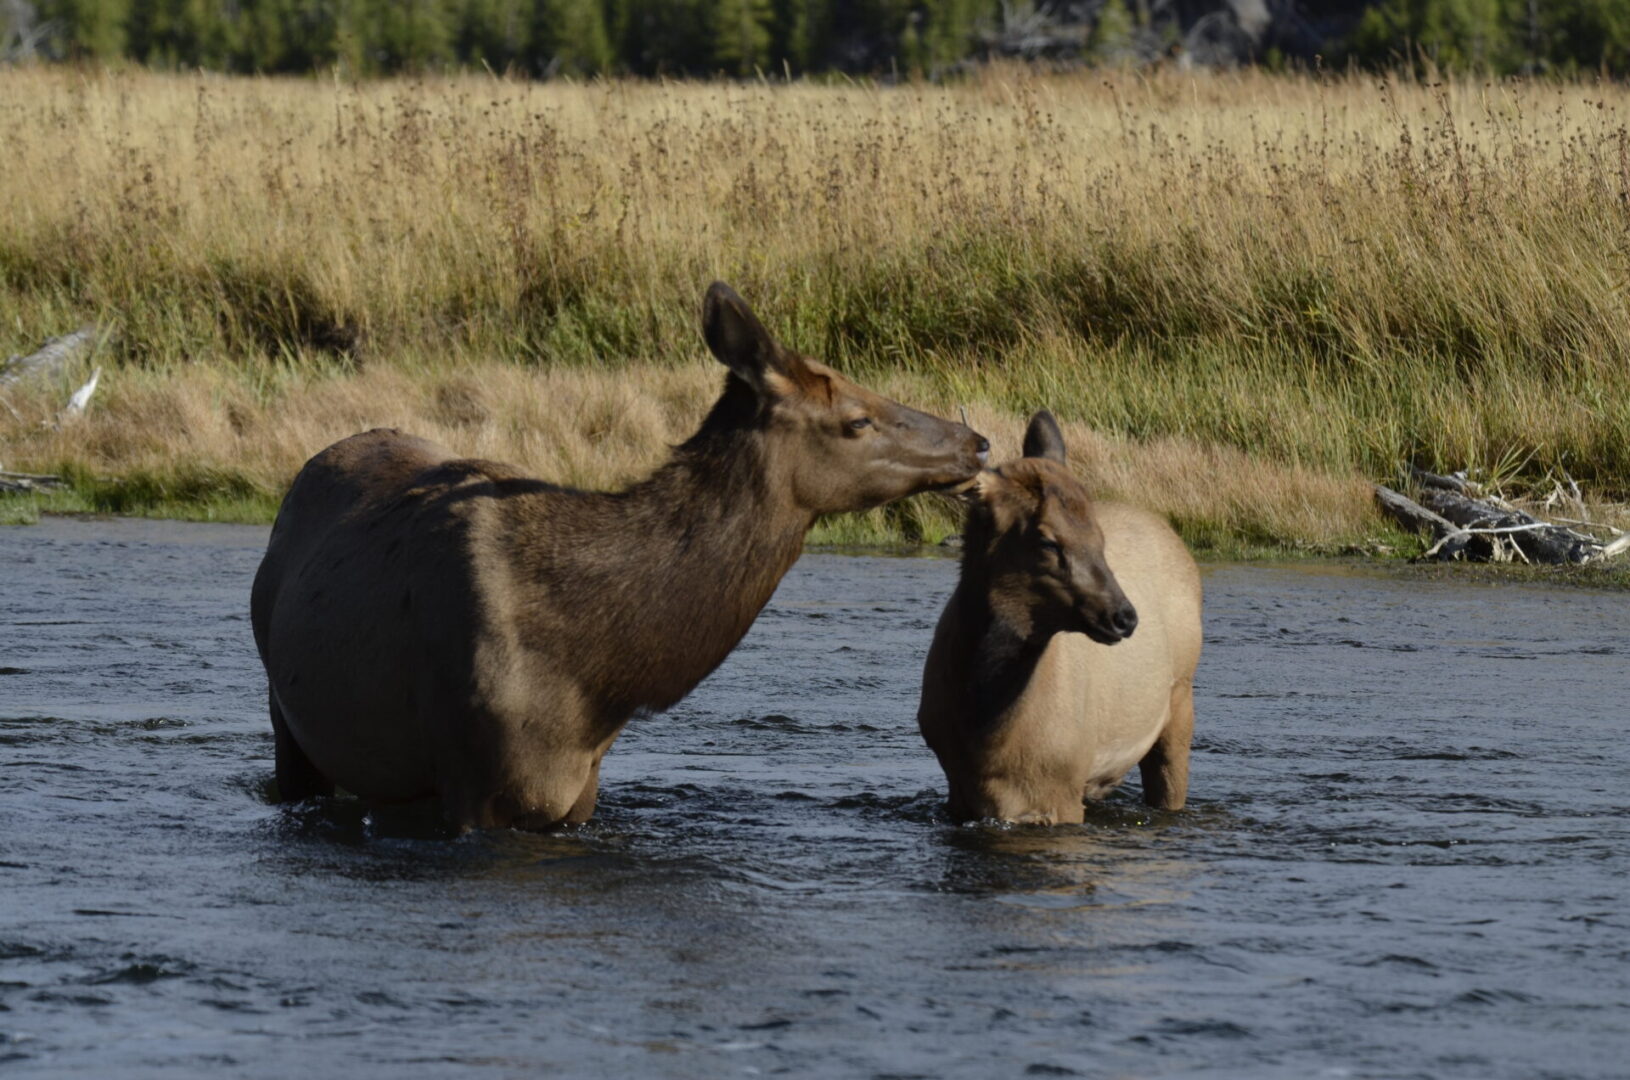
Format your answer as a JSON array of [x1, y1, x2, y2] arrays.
[[504, 389, 812, 714], [945, 570, 1051, 729], [615, 445, 813, 694]]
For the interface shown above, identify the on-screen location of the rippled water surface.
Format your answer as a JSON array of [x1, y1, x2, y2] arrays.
[[2, 516, 1628, 1079]]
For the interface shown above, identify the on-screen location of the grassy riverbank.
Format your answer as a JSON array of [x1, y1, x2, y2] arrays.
[[0, 357, 1379, 554], [3, 67, 1629, 551]]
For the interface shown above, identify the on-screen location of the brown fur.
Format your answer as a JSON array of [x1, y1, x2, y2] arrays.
[[917, 411, 1202, 824], [251, 283, 988, 831]]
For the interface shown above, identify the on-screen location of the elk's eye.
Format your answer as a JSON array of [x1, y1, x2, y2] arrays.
[[847, 417, 873, 431], [1039, 538, 1063, 557]]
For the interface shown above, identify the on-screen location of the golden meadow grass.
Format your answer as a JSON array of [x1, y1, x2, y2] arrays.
[[2, 66, 1628, 548]]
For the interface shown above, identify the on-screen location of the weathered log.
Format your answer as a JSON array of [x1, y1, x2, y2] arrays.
[[1407, 465, 1472, 494], [1417, 487, 1599, 564], [1374, 484, 1456, 538], [1373, 484, 1475, 561], [0, 327, 101, 387], [0, 471, 67, 493], [1374, 476, 1621, 565]]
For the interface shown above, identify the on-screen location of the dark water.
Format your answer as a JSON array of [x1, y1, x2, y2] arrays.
[[2, 517, 1628, 1079]]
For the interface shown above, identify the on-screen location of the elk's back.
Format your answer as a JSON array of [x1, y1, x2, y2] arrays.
[[250, 429, 482, 801]]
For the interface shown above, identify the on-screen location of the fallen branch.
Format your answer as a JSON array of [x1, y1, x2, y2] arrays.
[[1, 328, 111, 496], [1, 327, 111, 437], [1420, 521, 1554, 562], [1374, 483, 1487, 560], [1545, 515, 1625, 538], [1596, 533, 1630, 563]]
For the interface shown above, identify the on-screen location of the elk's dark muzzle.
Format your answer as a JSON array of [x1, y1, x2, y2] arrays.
[[1110, 603, 1138, 639]]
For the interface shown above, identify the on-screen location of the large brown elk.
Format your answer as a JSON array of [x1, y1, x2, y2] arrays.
[[918, 411, 1202, 825], [251, 283, 988, 831]]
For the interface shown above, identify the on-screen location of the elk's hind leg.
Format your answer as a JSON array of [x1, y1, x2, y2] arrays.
[[1138, 680, 1194, 811], [270, 692, 334, 802]]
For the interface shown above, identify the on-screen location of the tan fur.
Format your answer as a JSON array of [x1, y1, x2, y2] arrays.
[[251, 284, 988, 831], [918, 412, 1202, 824]]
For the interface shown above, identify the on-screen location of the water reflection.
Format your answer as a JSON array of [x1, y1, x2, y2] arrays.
[[932, 817, 1197, 914]]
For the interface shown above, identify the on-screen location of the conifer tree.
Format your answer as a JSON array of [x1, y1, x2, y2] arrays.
[[838, 0, 913, 70], [533, 0, 613, 74], [918, 0, 991, 71], [1087, 0, 1133, 63], [28, 0, 1630, 79], [39, 0, 129, 61], [1350, 0, 1517, 72], [1541, 0, 1630, 72], [367, 0, 455, 72], [712, 0, 772, 75], [778, 0, 831, 72], [610, 0, 711, 75], [454, 0, 531, 70], [127, 0, 234, 67]]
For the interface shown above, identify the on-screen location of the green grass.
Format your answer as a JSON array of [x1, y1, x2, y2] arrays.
[[0, 471, 281, 526]]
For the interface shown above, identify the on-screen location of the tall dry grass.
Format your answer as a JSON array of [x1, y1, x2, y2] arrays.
[[2, 66, 1628, 546], [0, 356, 1373, 544]]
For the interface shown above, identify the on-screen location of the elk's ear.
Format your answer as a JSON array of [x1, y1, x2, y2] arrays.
[[703, 282, 798, 394], [1022, 410, 1067, 463], [957, 469, 999, 503], [963, 469, 1024, 536]]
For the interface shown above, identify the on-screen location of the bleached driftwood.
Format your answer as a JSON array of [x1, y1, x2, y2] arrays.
[[0, 327, 101, 387], [60, 367, 101, 421], [1, 327, 110, 495], [1, 325, 108, 426], [1596, 533, 1630, 562]]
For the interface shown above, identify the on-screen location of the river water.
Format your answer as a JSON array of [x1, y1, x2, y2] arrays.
[[1, 516, 1627, 1079]]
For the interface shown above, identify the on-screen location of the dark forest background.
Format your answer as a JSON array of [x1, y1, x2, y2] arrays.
[[3, 0, 1627, 77]]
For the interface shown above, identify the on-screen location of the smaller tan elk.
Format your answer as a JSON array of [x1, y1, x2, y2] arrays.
[[252, 283, 989, 831], [917, 411, 1202, 824]]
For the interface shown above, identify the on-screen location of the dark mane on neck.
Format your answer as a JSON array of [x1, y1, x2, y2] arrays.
[[620, 371, 767, 505], [958, 501, 996, 587], [604, 374, 765, 524], [677, 371, 766, 456], [954, 501, 1047, 725], [951, 503, 999, 643]]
